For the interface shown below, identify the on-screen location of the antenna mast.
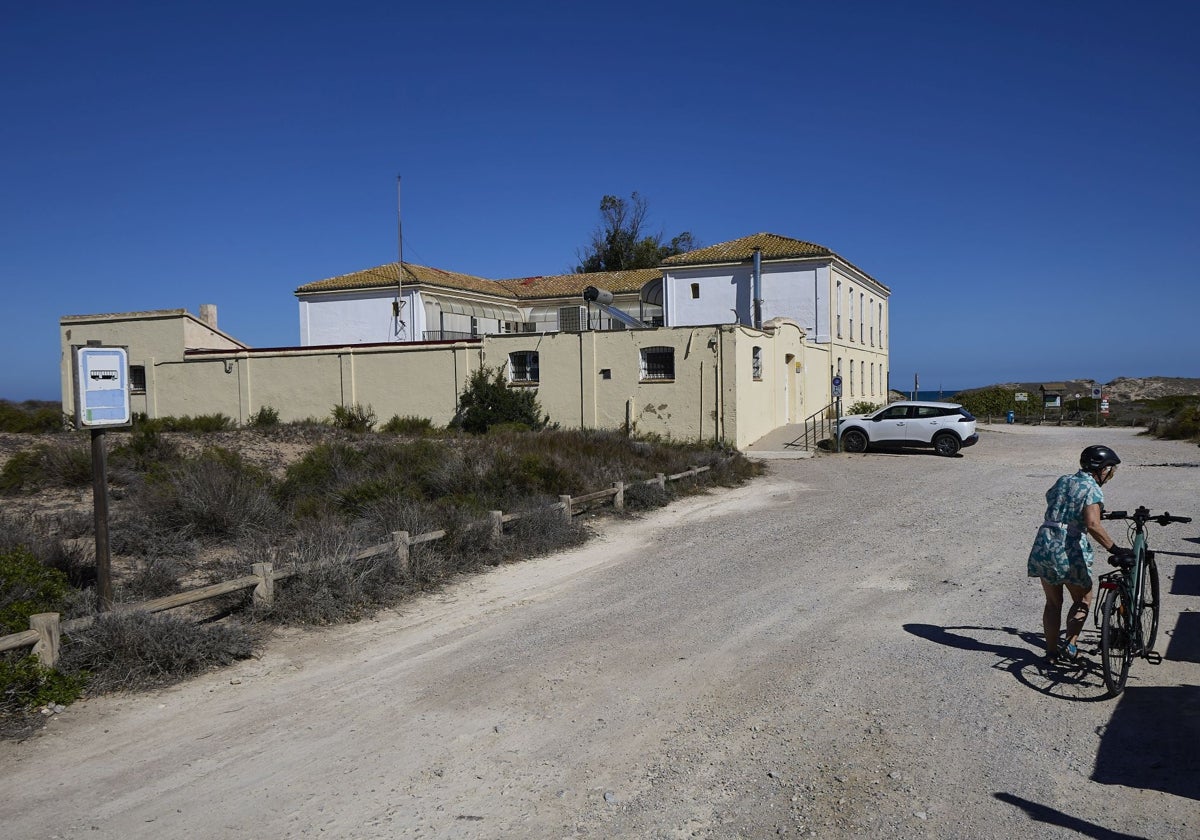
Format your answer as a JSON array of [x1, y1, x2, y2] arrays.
[[394, 175, 406, 338]]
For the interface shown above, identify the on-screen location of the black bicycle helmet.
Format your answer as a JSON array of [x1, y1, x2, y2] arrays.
[[1080, 445, 1121, 471]]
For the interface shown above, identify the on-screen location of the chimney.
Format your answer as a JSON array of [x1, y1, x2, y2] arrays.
[[200, 304, 218, 329]]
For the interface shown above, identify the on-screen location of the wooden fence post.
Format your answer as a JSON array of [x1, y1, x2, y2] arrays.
[[559, 495, 573, 521], [613, 481, 624, 511], [656, 472, 666, 489], [251, 562, 274, 609], [392, 531, 411, 572], [30, 613, 61, 667], [489, 511, 504, 542]]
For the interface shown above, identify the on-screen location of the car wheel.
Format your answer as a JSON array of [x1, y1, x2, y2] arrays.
[[842, 429, 868, 453], [933, 432, 961, 457]]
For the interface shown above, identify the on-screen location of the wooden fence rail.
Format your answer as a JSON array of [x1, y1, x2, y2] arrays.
[[1, 465, 711, 666]]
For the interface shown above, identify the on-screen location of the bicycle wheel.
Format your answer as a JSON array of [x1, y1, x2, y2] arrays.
[[1100, 588, 1133, 696], [1136, 554, 1161, 654]]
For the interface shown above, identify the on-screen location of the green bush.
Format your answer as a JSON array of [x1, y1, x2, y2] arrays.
[[0, 547, 70, 634], [331, 403, 377, 432], [0, 400, 64, 434], [381, 414, 436, 436], [0, 439, 92, 494], [111, 425, 182, 473], [955, 387, 1018, 419], [453, 367, 546, 434], [132, 414, 234, 434], [846, 401, 881, 415], [248, 406, 280, 428], [0, 655, 86, 716]]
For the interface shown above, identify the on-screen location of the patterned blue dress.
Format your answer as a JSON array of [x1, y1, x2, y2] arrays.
[[1027, 470, 1104, 587]]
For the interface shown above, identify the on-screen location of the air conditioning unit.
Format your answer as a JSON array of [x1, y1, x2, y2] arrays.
[[558, 305, 587, 333]]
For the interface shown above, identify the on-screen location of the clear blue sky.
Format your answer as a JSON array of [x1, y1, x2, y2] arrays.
[[3, 1, 1197, 401]]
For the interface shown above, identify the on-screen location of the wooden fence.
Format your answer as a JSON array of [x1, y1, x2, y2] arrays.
[[0, 466, 711, 667]]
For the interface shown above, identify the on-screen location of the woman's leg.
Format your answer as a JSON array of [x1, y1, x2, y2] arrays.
[[1041, 579, 1064, 654], [1064, 582, 1093, 648]]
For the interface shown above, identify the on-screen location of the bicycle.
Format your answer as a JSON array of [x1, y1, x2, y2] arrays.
[[1093, 506, 1191, 696]]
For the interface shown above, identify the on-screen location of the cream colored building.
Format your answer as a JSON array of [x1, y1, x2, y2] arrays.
[[59, 232, 888, 449]]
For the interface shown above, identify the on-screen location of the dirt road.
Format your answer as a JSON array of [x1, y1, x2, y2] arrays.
[[3, 424, 1199, 838]]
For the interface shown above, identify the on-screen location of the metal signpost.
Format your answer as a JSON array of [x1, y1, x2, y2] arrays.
[[73, 343, 132, 610], [832, 375, 843, 452]]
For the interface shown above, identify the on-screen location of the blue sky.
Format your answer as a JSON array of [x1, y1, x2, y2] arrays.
[[2, 1, 1197, 401]]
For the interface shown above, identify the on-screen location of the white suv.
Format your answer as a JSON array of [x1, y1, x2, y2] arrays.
[[837, 401, 979, 457]]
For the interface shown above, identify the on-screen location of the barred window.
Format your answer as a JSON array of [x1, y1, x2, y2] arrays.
[[752, 346, 763, 381], [508, 351, 539, 383], [640, 346, 675, 381], [129, 365, 146, 392]]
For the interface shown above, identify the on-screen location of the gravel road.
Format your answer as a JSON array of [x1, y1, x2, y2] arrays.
[[3, 424, 1199, 839]]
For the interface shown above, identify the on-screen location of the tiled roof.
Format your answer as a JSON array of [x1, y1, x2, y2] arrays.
[[295, 263, 517, 299], [662, 233, 833, 265], [663, 232, 889, 292], [495, 268, 661, 299]]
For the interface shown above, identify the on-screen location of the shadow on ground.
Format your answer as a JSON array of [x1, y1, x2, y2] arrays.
[[903, 623, 1111, 702], [992, 792, 1149, 839], [1092, 684, 1200, 802]]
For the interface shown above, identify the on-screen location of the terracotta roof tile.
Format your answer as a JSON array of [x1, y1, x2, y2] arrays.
[[295, 263, 517, 299], [663, 232, 888, 291], [495, 268, 661, 299]]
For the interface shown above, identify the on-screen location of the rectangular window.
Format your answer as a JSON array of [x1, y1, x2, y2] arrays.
[[879, 303, 884, 347], [129, 365, 146, 393], [848, 286, 854, 341], [870, 363, 875, 395], [752, 346, 763, 381], [508, 351, 539, 383], [640, 346, 675, 381], [690, 282, 700, 299], [869, 298, 874, 346], [859, 293, 864, 344], [849, 360, 854, 395], [836, 281, 842, 338]]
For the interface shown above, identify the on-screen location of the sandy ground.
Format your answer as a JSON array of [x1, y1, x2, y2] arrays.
[[2, 424, 1199, 839]]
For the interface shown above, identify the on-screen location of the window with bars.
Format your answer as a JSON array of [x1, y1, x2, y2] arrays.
[[640, 346, 675, 381], [129, 365, 146, 393], [752, 346, 763, 381], [508, 351, 539, 383]]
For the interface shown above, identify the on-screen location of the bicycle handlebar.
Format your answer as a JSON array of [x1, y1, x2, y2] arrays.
[[1101, 507, 1192, 526]]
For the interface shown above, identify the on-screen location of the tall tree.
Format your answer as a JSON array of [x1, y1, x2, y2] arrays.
[[574, 192, 697, 273]]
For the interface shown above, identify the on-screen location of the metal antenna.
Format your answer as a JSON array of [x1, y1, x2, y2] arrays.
[[394, 175, 406, 337]]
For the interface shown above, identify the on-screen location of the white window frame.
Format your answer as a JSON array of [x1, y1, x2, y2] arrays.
[[507, 351, 539, 383]]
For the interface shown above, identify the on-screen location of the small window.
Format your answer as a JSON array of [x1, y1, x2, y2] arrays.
[[690, 282, 700, 299], [751, 347, 763, 381], [129, 365, 146, 393], [508, 351, 539, 383], [640, 346, 675, 381], [600, 368, 612, 380]]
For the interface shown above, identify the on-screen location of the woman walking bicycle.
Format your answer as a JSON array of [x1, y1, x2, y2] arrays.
[[1028, 445, 1133, 666]]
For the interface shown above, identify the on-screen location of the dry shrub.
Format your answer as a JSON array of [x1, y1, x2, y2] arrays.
[[118, 557, 185, 601], [131, 447, 281, 541], [0, 511, 95, 594], [0, 437, 92, 494], [623, 480, 674, 510], [58, 611, 258, 693], [255, 522, 408, 625]]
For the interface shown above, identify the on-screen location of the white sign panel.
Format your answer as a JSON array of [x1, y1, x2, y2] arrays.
[[75, 346, 131, 427], [1014, 392, 1028, 402]]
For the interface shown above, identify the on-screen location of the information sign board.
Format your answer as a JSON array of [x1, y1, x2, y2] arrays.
[[1014, 392, 1028, 402], [74, 346, 131, 427]]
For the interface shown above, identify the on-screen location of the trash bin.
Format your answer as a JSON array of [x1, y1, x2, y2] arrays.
[[1006, 410, 1015, 424]]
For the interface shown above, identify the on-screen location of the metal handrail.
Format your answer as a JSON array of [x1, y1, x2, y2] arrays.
[[785, 402, 840, 451]]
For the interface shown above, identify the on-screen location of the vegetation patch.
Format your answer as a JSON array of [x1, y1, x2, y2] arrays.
[[58, 611, 257, 693]]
